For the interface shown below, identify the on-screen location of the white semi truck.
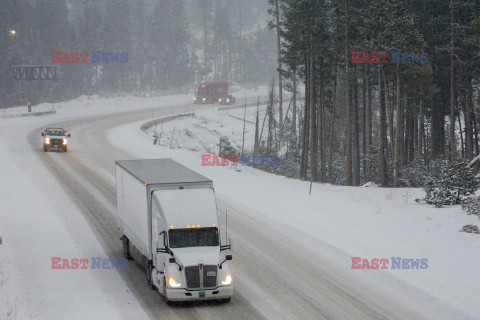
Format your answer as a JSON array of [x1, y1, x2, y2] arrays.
[[115, 159, 234, 305]]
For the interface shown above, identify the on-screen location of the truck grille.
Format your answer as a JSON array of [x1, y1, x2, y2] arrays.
[[185, 265, 217, 289], [52, 139, 62, 144]]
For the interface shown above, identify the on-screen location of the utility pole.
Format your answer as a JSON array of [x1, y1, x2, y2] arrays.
[[241, 96, 247, 157]]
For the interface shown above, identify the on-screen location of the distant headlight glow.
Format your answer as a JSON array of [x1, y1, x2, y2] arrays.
[[45, 138, 50, 145], [63, 138, 68, 145]]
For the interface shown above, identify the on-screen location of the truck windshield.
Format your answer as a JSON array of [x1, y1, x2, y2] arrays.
[[46, 129, 65, 136], [169, 227, 219, 248]]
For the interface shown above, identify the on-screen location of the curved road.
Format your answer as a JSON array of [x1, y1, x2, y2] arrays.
[[25, 102, 463, 319]]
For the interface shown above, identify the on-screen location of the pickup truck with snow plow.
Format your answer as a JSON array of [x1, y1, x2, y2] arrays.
[[115, 159, 234, 305]]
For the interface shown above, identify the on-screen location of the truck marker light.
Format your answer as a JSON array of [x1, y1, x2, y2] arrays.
[[187, 225, 190, 228], [197, 225, 200, 227], [170, 225, 174, 229], [144, 183, 147, 186], [212, 224, 216, 227]]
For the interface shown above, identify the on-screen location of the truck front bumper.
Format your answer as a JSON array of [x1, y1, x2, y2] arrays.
[[166, 286, 233, 301]]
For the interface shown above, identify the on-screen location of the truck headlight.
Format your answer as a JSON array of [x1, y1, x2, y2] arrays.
[[63, 138, 68, 145], [168, 277, 181, 288], [226, 98, 230, 103], [221, 274, 232, 285], [194, 97, 197, 101], [202, 97, 206, 101], [45, 138, 50, 145]]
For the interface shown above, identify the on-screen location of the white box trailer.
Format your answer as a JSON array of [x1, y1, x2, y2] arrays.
[[115, 159, 233, 305]]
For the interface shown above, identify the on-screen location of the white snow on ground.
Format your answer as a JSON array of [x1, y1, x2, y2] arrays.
[[109, 108, 480, 319], [145, 104, 269, 154], [0, 87, 267, 319]]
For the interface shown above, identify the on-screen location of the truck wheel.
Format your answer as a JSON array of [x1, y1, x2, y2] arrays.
[[222, 298, 231, 303], [62, 146, 67, 152], [43, 145, 48, 152], [122, 236, 133, 260], [146, 261, 155, 289]]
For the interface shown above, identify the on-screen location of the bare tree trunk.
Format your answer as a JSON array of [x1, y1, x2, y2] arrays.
[[353, 83, 360, 186], [274, 0, 283, 129], [344, 9, 352, 186], [418, 88, 425, 160], [458, 105, 464, 157], [465, 89, 474, 159], [387, 81, 395, 160], [366, 73, 372, 149], [406, 94, 414, 163], [300, 52, 310, 180], [254, 97, 260, 156], [394, 66, 404, 187], [449, 0, 456, 160], [319, 78, 326, 182], [328, 62, 338, 183], [474, 97, 480, 155], [309, 50, 318, 182], [292, 71, 297, 136], [378, 65, 387, 186], [362, 71, 367, 180]]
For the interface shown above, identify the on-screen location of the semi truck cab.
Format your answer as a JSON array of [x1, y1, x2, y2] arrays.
[[150, 188, 234, 303]]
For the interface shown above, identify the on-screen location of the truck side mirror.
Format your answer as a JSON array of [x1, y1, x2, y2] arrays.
[[219, 255, 232, 269], [169, 257, 182, 271], [228, 237, 236, 252], [41, 132, 45, 136], [67, 134, 71, 137]]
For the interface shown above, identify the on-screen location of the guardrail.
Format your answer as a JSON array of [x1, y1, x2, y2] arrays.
[[0, 110, 56, 119]]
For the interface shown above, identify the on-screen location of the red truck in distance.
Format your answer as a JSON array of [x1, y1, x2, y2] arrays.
[[194, 82, 234, 104]]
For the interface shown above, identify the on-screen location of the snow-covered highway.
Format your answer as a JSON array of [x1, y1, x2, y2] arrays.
[[0, 95, 475, 319]]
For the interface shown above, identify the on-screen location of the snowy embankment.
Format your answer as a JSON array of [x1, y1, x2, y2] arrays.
[[0, 86, 266, 320], [110, 107, 480, 318]]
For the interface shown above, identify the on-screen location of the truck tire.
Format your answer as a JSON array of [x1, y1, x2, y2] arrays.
[[43, 145, 48, 152], [222, 298, 232, 303], [122, 236, 133, 260], [62, 146, 67, 152], [146, 261, 155, 289]]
